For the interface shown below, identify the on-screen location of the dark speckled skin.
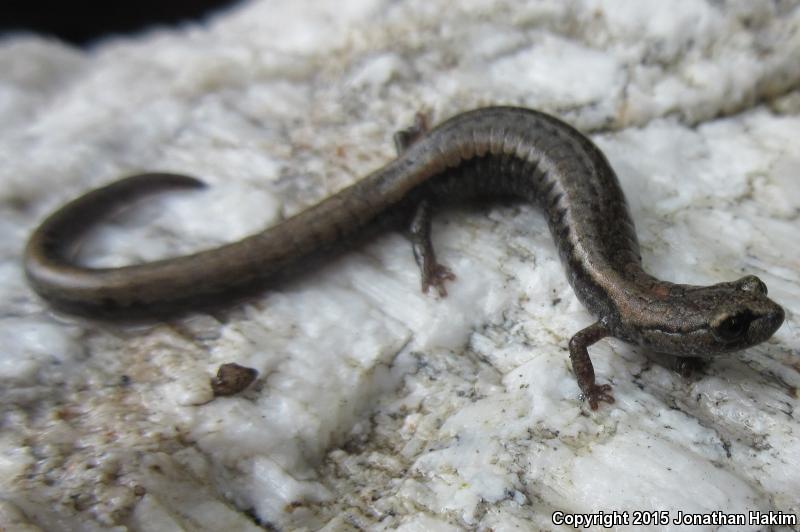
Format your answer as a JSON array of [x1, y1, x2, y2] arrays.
[[24, 107, 785, 409]]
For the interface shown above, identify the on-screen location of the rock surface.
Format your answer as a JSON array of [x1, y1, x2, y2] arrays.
[[1, 0, 799, 530]]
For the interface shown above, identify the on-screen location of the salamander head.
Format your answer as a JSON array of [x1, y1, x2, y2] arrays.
[[637, 275, 784, 357]]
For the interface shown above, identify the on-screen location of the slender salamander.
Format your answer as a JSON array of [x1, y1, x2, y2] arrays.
[[24, 106, 785, 408]]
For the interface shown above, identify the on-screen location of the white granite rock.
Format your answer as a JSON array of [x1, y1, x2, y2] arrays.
[[1, 0, 799, 530]]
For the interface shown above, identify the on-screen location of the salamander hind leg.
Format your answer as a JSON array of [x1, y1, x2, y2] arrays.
[[393, 111, 430, 154], [409, 198, 456, 297], [395, 112, 455, 297], [568, 321, 615, 410]]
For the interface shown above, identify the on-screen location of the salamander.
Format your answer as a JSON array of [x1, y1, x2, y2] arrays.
[[23, 107, 785, 408]]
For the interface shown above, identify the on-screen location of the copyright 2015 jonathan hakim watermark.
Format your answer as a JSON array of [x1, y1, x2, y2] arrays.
[[551, 509, 797, 528]]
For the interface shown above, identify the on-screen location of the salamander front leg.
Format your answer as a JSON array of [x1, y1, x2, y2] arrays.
[[643, 351, 708, 378], [569, 321, 615, 410], [409, 199, 456, 297]]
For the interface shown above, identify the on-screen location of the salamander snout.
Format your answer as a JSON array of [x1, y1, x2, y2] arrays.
[[708, 275, 784, 349], [746, 302, 784, 345]]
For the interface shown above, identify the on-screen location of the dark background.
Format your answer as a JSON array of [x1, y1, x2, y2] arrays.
[[1, 0, 241, 46]]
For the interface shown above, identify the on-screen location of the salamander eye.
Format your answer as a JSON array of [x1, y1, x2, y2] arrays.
[[712, 314, 750, 341], [738, 275, 767, 295]]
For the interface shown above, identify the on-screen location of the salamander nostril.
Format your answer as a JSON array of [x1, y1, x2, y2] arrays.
[[771, 306, 785, 330], [755, 306, 785, 339]]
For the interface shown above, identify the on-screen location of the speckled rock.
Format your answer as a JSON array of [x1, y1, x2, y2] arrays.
[[1, 0, 799, 530]]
